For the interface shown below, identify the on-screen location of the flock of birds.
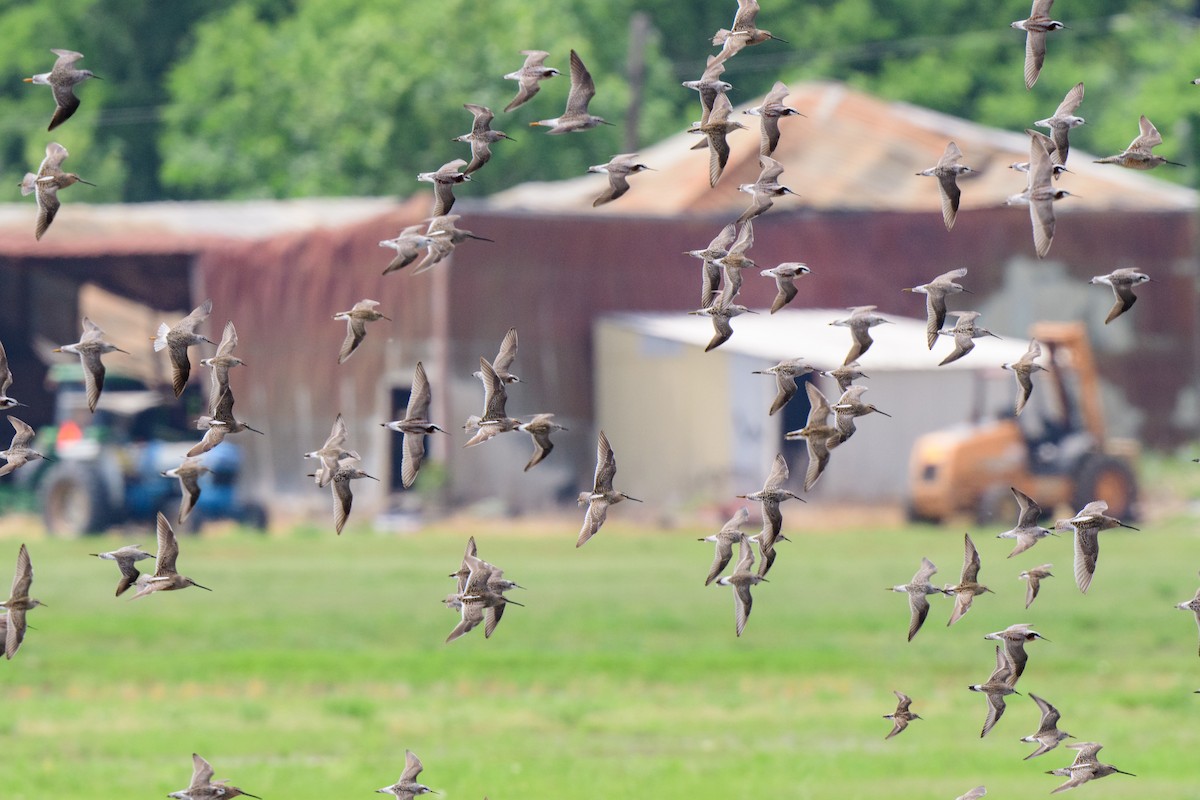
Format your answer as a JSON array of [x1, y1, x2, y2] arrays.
[[1, 0, 1198, 797]]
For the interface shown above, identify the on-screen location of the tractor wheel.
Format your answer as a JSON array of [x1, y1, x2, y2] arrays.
[[39, 463, 112, 537], [239, 502, 268, 532], [975, 485, 1012, 527], [1072, 455, 1138, 522]]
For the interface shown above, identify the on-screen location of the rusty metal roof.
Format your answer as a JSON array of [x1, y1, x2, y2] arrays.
[[490, 80, 1198, 216]]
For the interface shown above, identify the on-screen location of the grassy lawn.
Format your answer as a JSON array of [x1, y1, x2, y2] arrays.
[[2, 509, 1200, 798]]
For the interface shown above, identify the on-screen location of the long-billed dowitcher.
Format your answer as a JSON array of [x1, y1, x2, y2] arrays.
[[903, 267, 969, 350], [1002, 339, 1046, 415], [504, 50, 560, 112], [690, 91, 746, 187], [682, 55, 732, 128], [464, 357, 523, 447], [783, 382, 838, 491], [984, 623, 1047, 685], [937, 310, 1000, 366], [0, 417, 49, 477], [24, 49, 100, 130], [380, 225, 437, 275], [305, 413, 357, 488], [417, 159, 470, 217], [473, 328, 520, 385], [699, 507, 751, 586], [831, 306, 891, 365], [446, 553, 523, 642], [1046, 743, 1134, 793], [383, 362, 446, 489], [714, 219, 755, 300], [90, 544, 155, 597], [199, 320, 243, 404], [576, 430, 640, 547], [53, 317, 128, 412], [378, 750, 437, 798], [997, 487, 1055, 557], [712, 0, 787, 61], [161, 457, 211, 524], [715, 538, 766, 637], [1175, 573, 1200, 656], [1023, 128, 1074, 258], [689, 291, 755, 352], [412, 214, 493, 275], [188, 385, 264, 457], [588, 153, 653, 206], [744, 81, 803, 157], [307, 455, 377, 535], [736, 453, 804, 573], [945, 533, 993, 626], [760, 262, 810, 314], [736, 155, 796, 224], [1021, 693, 1073, 760], [131, 514, 211, 598], [454, 104, 513, 175], [1089, 268, 1150, 324], [883, 690, 922, 739], [969, 645, 1018, 738], [0, 340, 25, 410], [684, 222, 736, 306], [1020, 564, 1054, 609], [153, 299, 214, 397], [334, 299, 390, 364], [1035, 83, 1085, 165], [1094, 115, 1184, 170], [1012, 0, 1065, 89], [820, 361, 868, 394], [917, 142, 975, 230], [20, 141, 94, 240], [517, 413, 566, 472], [829, 385, 891, 449], [888, 557, 946, 642], [530, 50, 609, 133], [2, 544, 43, 659], [1055, 500, 1137, 594], [752, 358, 815, 416], [168, 753, 261, 800]]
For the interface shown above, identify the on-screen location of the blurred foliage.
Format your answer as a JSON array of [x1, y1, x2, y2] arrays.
[[4, 1, 1200, 201]]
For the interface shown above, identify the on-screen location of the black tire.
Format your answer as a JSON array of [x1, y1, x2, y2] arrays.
[[975, 485, 1012, 526], [39, 462, 112, 536], [904, 499, 940, 525], [239, 502, 268, 532], [1072, 455, 1138, 522]]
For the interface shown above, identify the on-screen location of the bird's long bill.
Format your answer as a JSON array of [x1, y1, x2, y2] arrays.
[[192, 582, 213, 591], [77, 178, 97, 187], [622, 494, 643, 503], [247, 425, 266, 435]]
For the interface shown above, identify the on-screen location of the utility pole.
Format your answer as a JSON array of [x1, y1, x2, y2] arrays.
[[625, 11, 652, 153]]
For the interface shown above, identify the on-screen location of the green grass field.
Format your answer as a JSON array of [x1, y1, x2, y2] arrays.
[[2, 509, 1200, 798]]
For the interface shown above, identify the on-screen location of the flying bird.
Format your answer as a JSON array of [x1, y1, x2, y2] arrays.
[[453, 104, 513, 175], [334, 299, 389, 364], [130, 513, 212, 598], [503, 50, 559, 113], [936, 310, 1000, 367], [1094, 115, 1184, 170], [682, 55, 732, 128], [19, 141, 95, 240], [883, 690, 922, 739], [382, 362, 446, 489], [1055, 500, 1138, 593], [576, 431, 640, 547], [199, 320, 244, 405], [690, 91, 746, 187], [587, 153, 653, 207], [1002, 339, 1046, 415], [888, 557, 945, 642], [1089, 268, 1150, 324], [969, 645, 1018, 738], [53, 317, 128, 412], [1, 543, 44, 659], [984, 623, 1048, 685], [1174, 573, 1200, 656], [411, 214, 493, 275], [0, 340, 25, 410], [380, 225, 438, 275], [829, 385, 891, 449], [188, 386, 264, 458], [712, 0, 787, 61], [760, 262, 810, 314], [167, 753, 261, 800], [416, 159, 470, 217], [304, 413, 357, 488], [0, 417, 48, 477], [751, 358, 815, 416], [714, 538, 765, 637], [1023, 128, 1074, 258], [377, 750, 438, 799], [161, 456, 211, 524], [1020, 564, 1054, 609], [735, 453, 804, 576], [464, 357, 523, 447], [517, 414, 567, 472], [996, 487, 1056, 558], [944, 533, 992, 626], [1035, 83, 1085, 165], [783, 382, 839, 491], [313, 456, 377, 536], [1021, 693, 1073, 760], [90, 544, 155, 598], [530, 50, 609, 133], [831, 306, 891, 365], [683, 222, 737, 307], [1011, 0, 1066, 89], [1045, 743, 1135, 794], [153, 299, 215, 397], [916, 142, 975, 230], [24, 49, 100, 130], [744, 80, 803, 157], [699, 507, 751, 586], [903, 267, 969, 349]]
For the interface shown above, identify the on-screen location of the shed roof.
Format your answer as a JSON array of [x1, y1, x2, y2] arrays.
[[492, 81, 1198, 216], [602, 308, 1034, 372]]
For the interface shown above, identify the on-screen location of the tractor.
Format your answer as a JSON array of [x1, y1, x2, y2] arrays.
[[906, 321, 1138, 525]]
